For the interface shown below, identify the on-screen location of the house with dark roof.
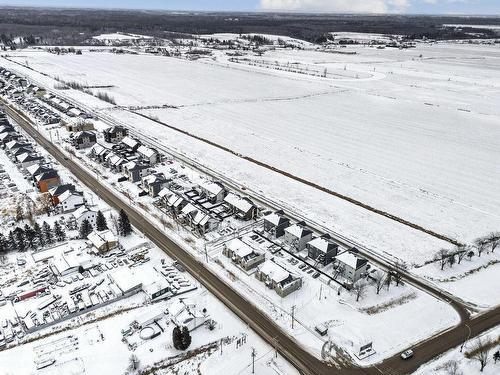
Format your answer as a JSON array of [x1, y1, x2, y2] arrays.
[[17, 152, 44, 169], [123, 161, 149, 182], [49, 183, 76, 205], [35, 169, 61, 192], [103, 125, 128, 144], [72, 131, 96, 149]]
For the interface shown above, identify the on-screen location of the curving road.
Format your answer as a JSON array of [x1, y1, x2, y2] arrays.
[[4, 102, 500, 375]]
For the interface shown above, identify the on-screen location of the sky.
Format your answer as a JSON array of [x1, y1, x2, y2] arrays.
[[0, 0, 499, 15]]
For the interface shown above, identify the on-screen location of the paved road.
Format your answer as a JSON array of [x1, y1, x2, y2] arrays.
[[4, 102, 500, 375]]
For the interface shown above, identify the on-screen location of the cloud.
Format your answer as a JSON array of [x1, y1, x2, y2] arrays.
[[259, 0, 411, 13]]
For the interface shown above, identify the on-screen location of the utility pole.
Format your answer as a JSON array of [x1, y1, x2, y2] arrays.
[[204, 244, 209, 263], [273, 337, 278, 358], [319, 284, 323, 301], [291, 305, 296, 329], [220, 338, 223, 355], [251, 348, 256, 374]]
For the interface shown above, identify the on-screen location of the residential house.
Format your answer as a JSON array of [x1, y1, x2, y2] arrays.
[[35, 169, 60, 192], [0, 132, 21, 146], [192, 211, 219, 235], [72, 206, 98, 229], [283, 222, 313, 252], [72, 131, 96, 150], [306, 234, 339, 266], [105, 153, 126, 172], [123, 161, 149, 182], [17, 152, 44, 169], [89, 143, 111, 163], [103, 125, 128, 144], [49, 184, 76, 205], [64, 119, 94, 132], [137, 145, 160, 165], [263, 210, 290, 238], [11, 146, 34, 159], [223, 238, 265, 271], [87, 230, 118, 253], [141, 172, 169, 197], [197, 180, 226, 204], [255, 260, 302, 298], [223, 193, 258, 220], [121, 136, 140, 152], [335, 252, 369, 283], [58, 190, 86, 213], [165, 193, 187, 216]]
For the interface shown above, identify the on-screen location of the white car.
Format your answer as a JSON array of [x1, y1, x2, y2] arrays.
[[401, 349, 414, 360]]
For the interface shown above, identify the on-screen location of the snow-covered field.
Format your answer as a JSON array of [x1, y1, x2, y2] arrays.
[[1, 42, 499, 268]]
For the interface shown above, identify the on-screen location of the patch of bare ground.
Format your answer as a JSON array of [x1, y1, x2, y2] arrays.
[[360, 292, 417, 315]]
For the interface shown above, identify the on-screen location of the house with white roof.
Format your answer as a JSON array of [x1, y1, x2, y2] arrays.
[[58, 190, 86, 213], [137, 145, 160, 164], [121, 136, 140, 151], [307, 234, 339, 266], [224, 193, 258, 220], [87, 230, 118, 253], [192, 210, 219, 235], [263, 210, 290, 238], [89, 142, 111, 163], [283, 222, 313, 252], [255, 260, 302, 298], [223, 238, 265, 271], [197, 180, 226, 203], [335, 251, 368, 283], [141, 172, 170, 197], [72, 206, 97, 229]]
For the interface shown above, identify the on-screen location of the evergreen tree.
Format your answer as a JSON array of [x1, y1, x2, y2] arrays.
[[42, 221, 54, 245], [33, 222, 43, 247], [79, 219, 93, 239], [172, 326, 183, 350], [0, 233, 6, 254], [180, 326, 192, 350], [96, 210, 108, 232], [14, 228, 26, 251], [118, 209, 132, 236], [54, 221, 66, 242], [8, 231, 17, 252], [23, 224, 36, 249]]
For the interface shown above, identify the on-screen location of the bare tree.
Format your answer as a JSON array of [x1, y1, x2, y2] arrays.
[[372, 270, 385, 295], [486, 232, 500, 253], [352, 279, 368, 302], [448, 254, 456, 268], [35, 193, 53, 215], [385, 272, 392, 291], [474, 238, 487, 257], [456, 245, 468, 264], [127, 354, 140, 373], [436, 249, 449, 270], [470, 336, 491, 372], [443, 360, 463, 375]]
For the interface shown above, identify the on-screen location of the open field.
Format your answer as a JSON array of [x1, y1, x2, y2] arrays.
[[2, 42, 499, 267]]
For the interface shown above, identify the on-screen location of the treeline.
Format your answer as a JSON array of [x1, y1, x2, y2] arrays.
[[0, 221, 66, 253]]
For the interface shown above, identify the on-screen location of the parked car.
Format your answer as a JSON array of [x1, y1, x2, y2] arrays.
[[401, 349, 414, 360]]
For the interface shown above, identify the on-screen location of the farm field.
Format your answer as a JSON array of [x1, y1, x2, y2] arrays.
[[2, 42, 499, 267]]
